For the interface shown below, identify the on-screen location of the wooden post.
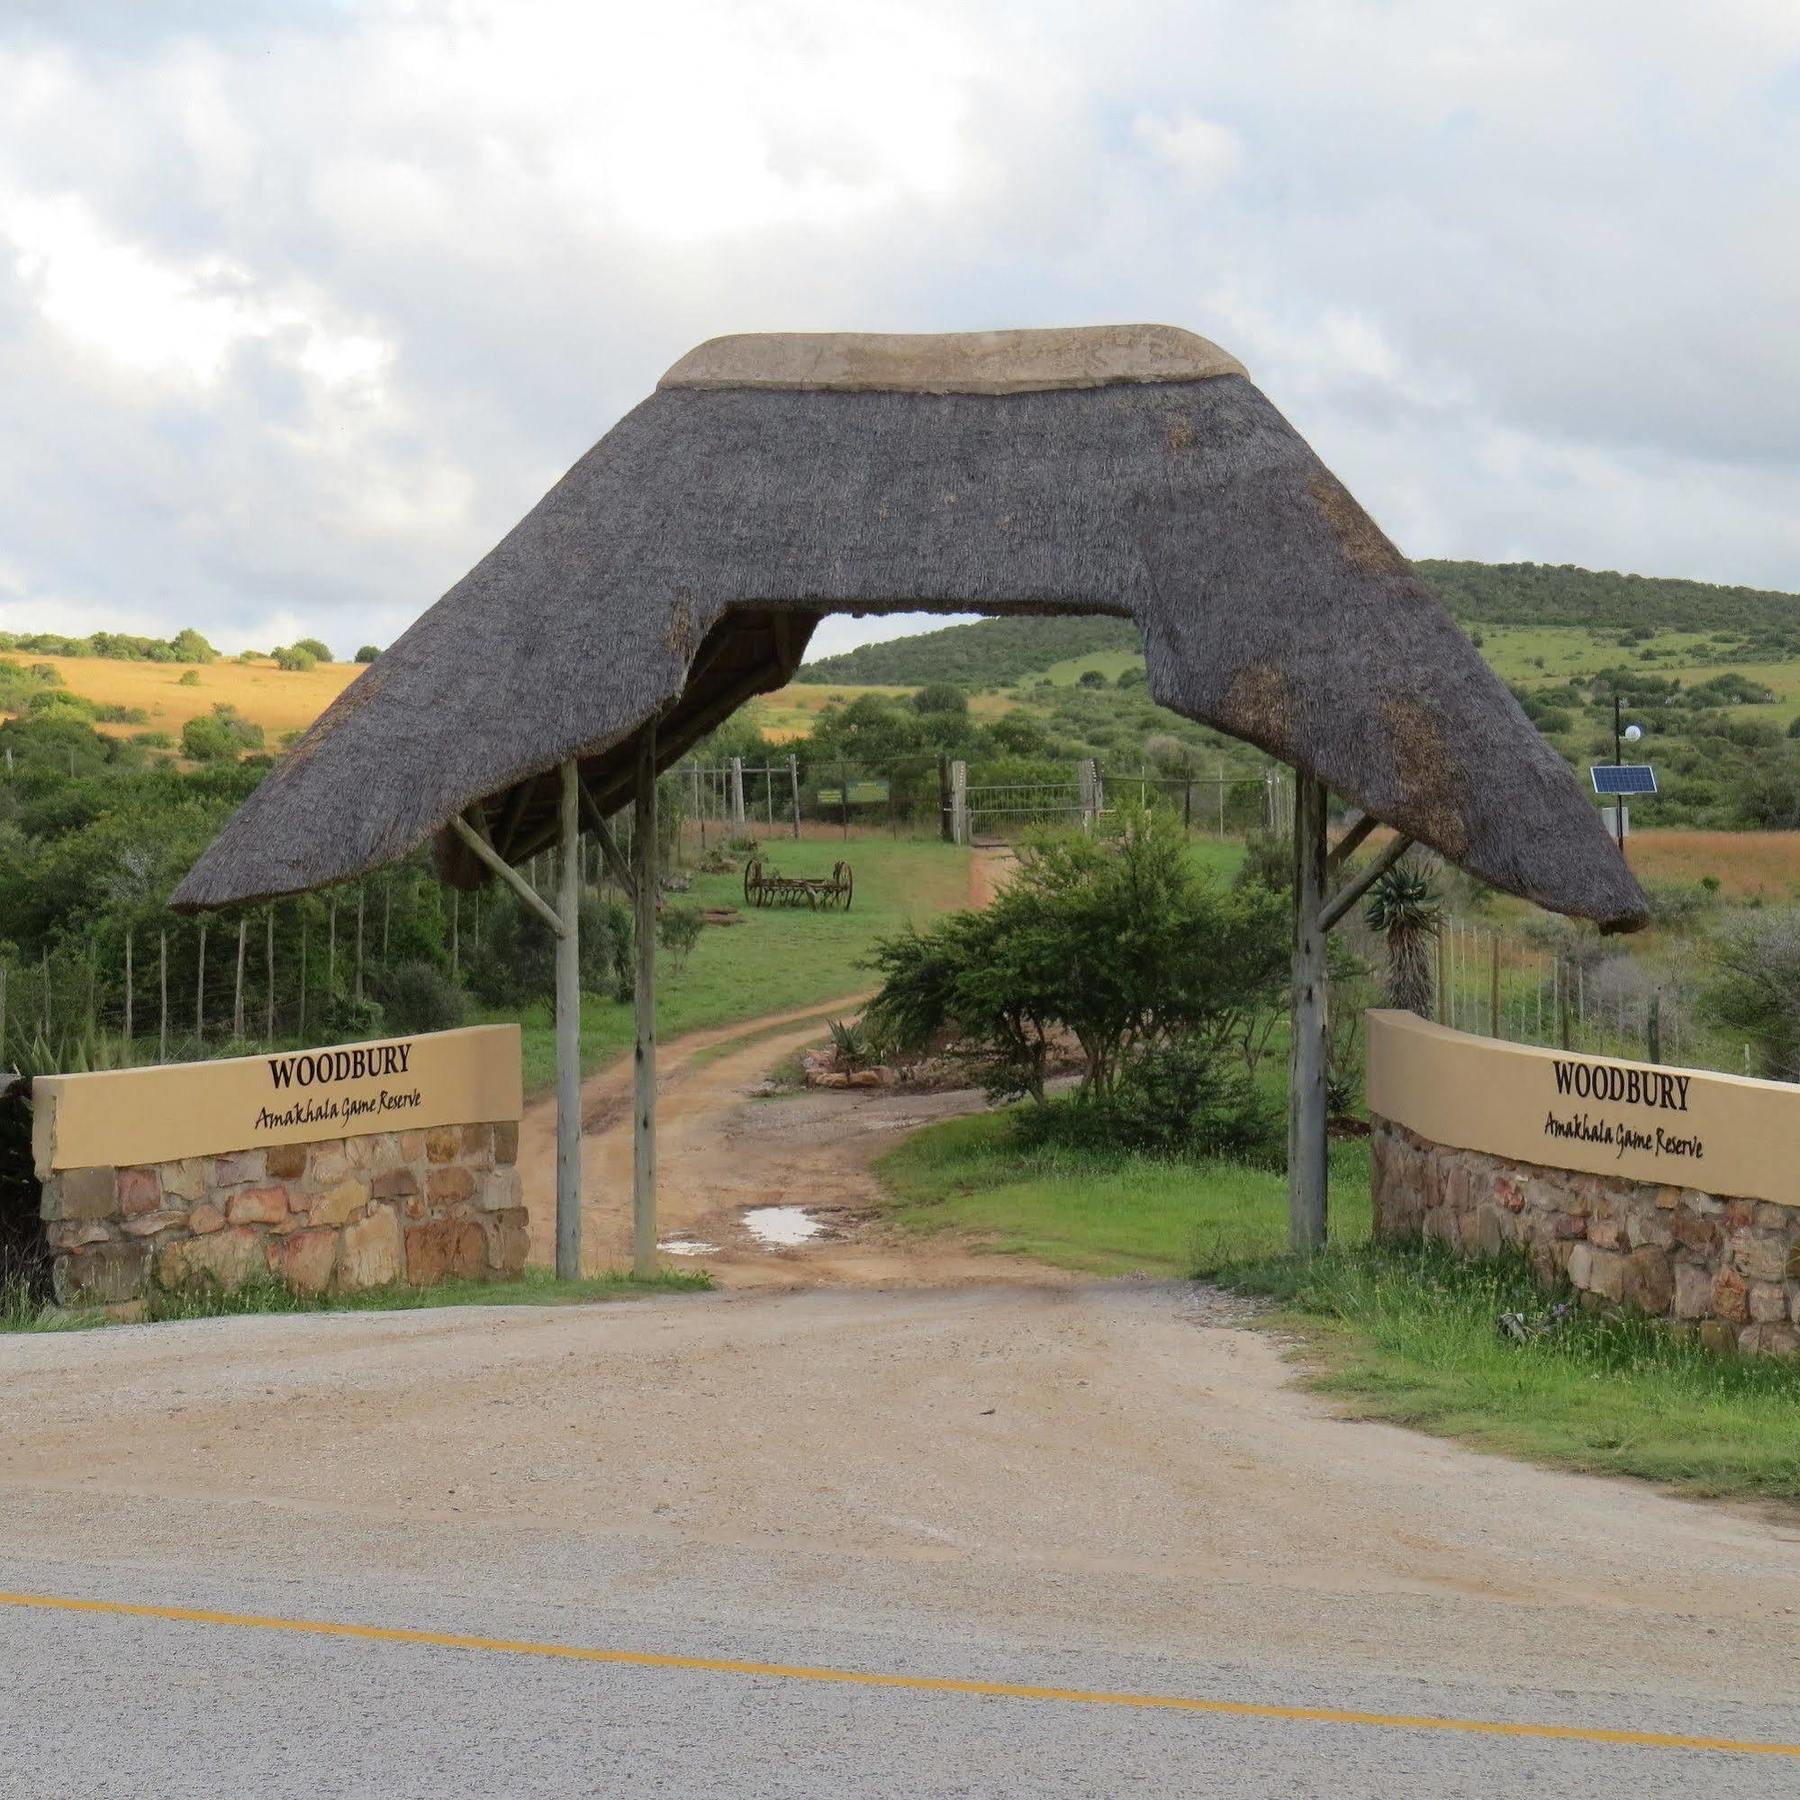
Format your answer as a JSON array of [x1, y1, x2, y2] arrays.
[[1559, 959, 1573, 1051], [729, 755, 746, 833], [354, 886, 365, 1003], [1490, 933, 1501, 1040], [328, 896, 337, 993], [382, 879, 392, 959], [1435, 927, 1449, 1027], [1287, 770, 1330, 1254], [1647, 990, 1662, 1065], [633, 728, 659, 1278], [789, 753, 802, 840], [694, 761, 706, 855], [233, 916, 247, 1039], [451, 889, 460, 978], [938, 754, 953, 843], [839, 760, 849, 841], [158, 932, 167, 1061], [555, 759, 583, 1280], [1217, 763, 1226, 835], [195, 922, 206, 1043], [299, 917, 308, 1036], [123, 927, 134, 1064], [265, 910, 275, 1042]]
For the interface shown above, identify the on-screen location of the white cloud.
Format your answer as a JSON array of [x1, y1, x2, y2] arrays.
[[0, 0, 1795, 661]]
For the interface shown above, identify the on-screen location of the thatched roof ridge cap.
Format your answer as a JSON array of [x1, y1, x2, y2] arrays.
[[657, 324, 1248, 394]]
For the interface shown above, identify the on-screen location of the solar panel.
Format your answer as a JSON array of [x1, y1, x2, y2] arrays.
[[1591, 764, 1657, 796]]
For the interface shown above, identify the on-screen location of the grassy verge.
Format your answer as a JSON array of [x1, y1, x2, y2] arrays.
[[1, 1267, 710, 1334], [1226, 1241, 1800, 1499], [487, 838, 969, 1095], [875, 1108, 1800, 1499], [875, 1109, 1368, 1277]]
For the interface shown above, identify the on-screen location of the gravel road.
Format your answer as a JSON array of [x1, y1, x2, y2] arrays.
[[4, 1280, 1798, 1795]]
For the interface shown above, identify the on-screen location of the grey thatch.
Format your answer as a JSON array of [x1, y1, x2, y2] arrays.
[[173, 324, 1647, 930]]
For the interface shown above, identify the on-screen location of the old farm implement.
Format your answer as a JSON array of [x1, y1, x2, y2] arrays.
[[743, 859, 854, 911]]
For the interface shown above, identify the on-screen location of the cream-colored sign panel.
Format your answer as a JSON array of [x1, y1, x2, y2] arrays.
[[1367, 1010, 1798, 1210], [32, 1025, 522, 1175]]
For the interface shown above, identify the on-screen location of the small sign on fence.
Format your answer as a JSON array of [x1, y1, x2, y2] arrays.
[[815, 781, 889, 807]]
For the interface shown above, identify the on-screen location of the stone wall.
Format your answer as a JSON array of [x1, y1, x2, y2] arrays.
[[41, 1121, 525, 1309], [1371, 1115, 1800, 1356]]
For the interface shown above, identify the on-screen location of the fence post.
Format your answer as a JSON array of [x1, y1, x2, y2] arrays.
[[233, 916, 247, 1039], [123, 927, 134, 1064], [1183, 778, 1192, 834], [729, 756, 746, 833], [1217, 764, 1226, 834], [950, 760, 968, 846], [299, 916, 308, 1037], [1435, 927, 1449, 1027], [451, 890, 460, 978], [788, 754, 801, 840], [355, 885, 365, 1003], [1489, 934, 1500, 1039], [265, 910, 275, 1042], [195, 922, 206, 1044], [158, 932, 167, 1062], [1647, 991, 1662, 1065]]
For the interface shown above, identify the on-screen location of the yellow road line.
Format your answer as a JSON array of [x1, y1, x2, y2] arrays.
[[2, 1590, 1794, 1759]]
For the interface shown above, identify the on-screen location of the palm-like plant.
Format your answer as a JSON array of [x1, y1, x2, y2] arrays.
[[1364, 863, 1442, 1019]]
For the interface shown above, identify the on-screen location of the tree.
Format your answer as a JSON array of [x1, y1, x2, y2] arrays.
[[1077, 669, 1107, 689], [657, 903, 704, 977], [355, 644, 382, 663], [181, 705, 264, 763], [170, 628, 218, 664], [1704, 910, 1800, 1081], [1364, 860, 1441, 1018], [911, 683, 968, 717], [274, 646, 317, 672], [293, 637, 333, 663]]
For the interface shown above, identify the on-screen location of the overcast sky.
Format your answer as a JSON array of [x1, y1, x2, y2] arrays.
[[2, 1, 1796, 661]]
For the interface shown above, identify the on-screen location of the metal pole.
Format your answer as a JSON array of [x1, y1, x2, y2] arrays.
[[555, 758, 582, 1280], [1288, 770, 1330, 1254], [633, 728, 659, 1278]]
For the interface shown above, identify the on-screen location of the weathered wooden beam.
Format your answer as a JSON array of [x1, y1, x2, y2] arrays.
[[450, 813, 568, 938], [1325, 811, 1378, 878], [577, 778, 636, 900], [496, 775, 540, 860], [1318, 831, 1416, 935], [632, 726, 659, 1279], [1288, 771, 1330, 1254], [554, 760, 582, 1280]]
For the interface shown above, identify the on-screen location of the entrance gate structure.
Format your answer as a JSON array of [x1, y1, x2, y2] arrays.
[[174, 325, 1648, 1271]]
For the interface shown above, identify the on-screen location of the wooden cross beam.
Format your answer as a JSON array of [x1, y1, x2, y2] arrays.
[[450, 812, 568, 938]]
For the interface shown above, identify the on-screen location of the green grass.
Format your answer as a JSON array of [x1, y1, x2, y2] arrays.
[[875, 1109, 1368, 1276], [489, 838, 970, 1095], [1225, 1241, 1800, 1500], [1, 1266, 711, 1332], [875, 1108, 1800, 1499]]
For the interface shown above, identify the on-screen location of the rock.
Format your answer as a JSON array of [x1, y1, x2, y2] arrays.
[[309, 1145, 349, 1184], [115, 1167, 162, 1217], [160, 1158, 206, 1203], [1741, 1323, 1800, 1359], [120, 1209, 188, 1239], [491, 1122, 518, 1167], [278, 1229, 338, 1296], [404, 1219, 487, 1284], [344, 1134, 377, 1170], [1670, 1207, 1720, 1256], [310, 1178, 370, 1228], [845, 1070, 884, 1089], [210, 1150, 265, 1188], [1565, 1243, 1594, 1291], [266, 1143, 309, 1180], [1749, 1281, 1788, 1324], [810, 1071, 851, 1089], [371, 1134, 407, 1173], [47, 1221, 112, 1251], [401, 1129, 428, 1161], [489, 1208, 531, 1274], [1474, 1204, 1507, 1256], [158, 1227, 263, 1292], [460, 1123, 494, 1165], [480, 1168, 524, 1214], [226, 1185, 289, 1227], [1587, 1218, 1626, 1252], [1730, 1231, 1789, 1285], [1625, 1210, 1673, 1251], [1673, 1261, 1713, 1320], [425, 1128, 461, 1164], [371, 1168, 420, 1201], [427, 1166, 476, 1205], [53, 1241, 150, 1307], [1697, 1319, 1738, 1356], [337, 1207, 403, 1290], [187, 1201, 225, 1235], [46, 1167, 116, 1223], [1713, 1266, 1751, 1325], [1586, 1248, 1626, 1303], [1621, 1247, 1673, 1315]]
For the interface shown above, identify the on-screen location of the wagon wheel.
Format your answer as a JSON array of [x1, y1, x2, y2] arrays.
[[833, 861, 854, 910], [744, 859, 763, 907]]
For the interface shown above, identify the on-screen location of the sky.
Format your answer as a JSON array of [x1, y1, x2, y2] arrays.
[[1, 0, 1796, 661]]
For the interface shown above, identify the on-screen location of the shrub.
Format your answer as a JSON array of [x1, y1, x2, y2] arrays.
[[274, 646, 317, 673], [1077, 669, 1107, 689], [316, 987, 385, 1042], [177, 670, 201, 687], [465, 888, 632, 1007], [355, 644, 381, 663], [1704, 909, 1800, 1081], [372, 960, 467, 1035], [910, 683, 968, 717], [293, 637, 332, 663], [181, 705, 263, 762], [657, 903, 704, 976]]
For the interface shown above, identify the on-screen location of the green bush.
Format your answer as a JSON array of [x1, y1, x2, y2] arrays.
[[274, 646, 317, 673], [465, 888, 633, 1007], [372, 960, 467, 1035], [316, 987, 386, 1042], [292, 637, 332, 663], [657, 902, 704, 976], [355, 644, 381, 663]]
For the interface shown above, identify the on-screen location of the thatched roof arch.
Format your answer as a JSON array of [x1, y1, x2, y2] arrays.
[[172, 324, 1647, 930]]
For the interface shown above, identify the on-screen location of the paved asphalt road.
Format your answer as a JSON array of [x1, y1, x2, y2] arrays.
[[3, 1283, 1798, 1796]]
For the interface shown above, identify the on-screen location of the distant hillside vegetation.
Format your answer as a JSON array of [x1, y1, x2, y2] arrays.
[[796, 615, 1140, 687], [797, 562, 1800, 686]]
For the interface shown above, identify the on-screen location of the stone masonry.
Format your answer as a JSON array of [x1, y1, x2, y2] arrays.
[[40, 1122, 525, 1308], [1371, 1114, 1800, 1357]]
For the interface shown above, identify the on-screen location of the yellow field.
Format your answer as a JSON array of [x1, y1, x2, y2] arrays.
[[19, 653, 363, 740], [744, 682, 1019, 741]]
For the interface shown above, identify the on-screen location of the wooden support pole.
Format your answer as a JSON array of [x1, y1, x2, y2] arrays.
[[555, 760, 582, 1281], [790, 753, 802, 840], [451, 814, 569, 937], [633, 727, 659, 1279], [1325, 811, 1378, 878], [1491, 933, 1501, 1040], [1317, 831, 1414, 934], [233, 917, 247, 1039], [354, 886, 365, 1003], [299, 918, 307, 1036], [1288, 770, 1330, 1255], [195, 922, 206, 1043], [265, 910, 275, 1042], [123, 927, 133, 1064], [158, 932, 167, 1062], [451, 890, 460, 979], [328, 897, 337, 993]]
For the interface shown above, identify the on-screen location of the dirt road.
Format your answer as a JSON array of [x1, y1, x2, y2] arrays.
[[516, 999, 1056, 1288], [4, 1282, 1798, 1794]]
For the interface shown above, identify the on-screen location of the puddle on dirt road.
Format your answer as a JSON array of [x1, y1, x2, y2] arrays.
[[742, 1206, 827, 1247], [658, 1238, 719, 1256]]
